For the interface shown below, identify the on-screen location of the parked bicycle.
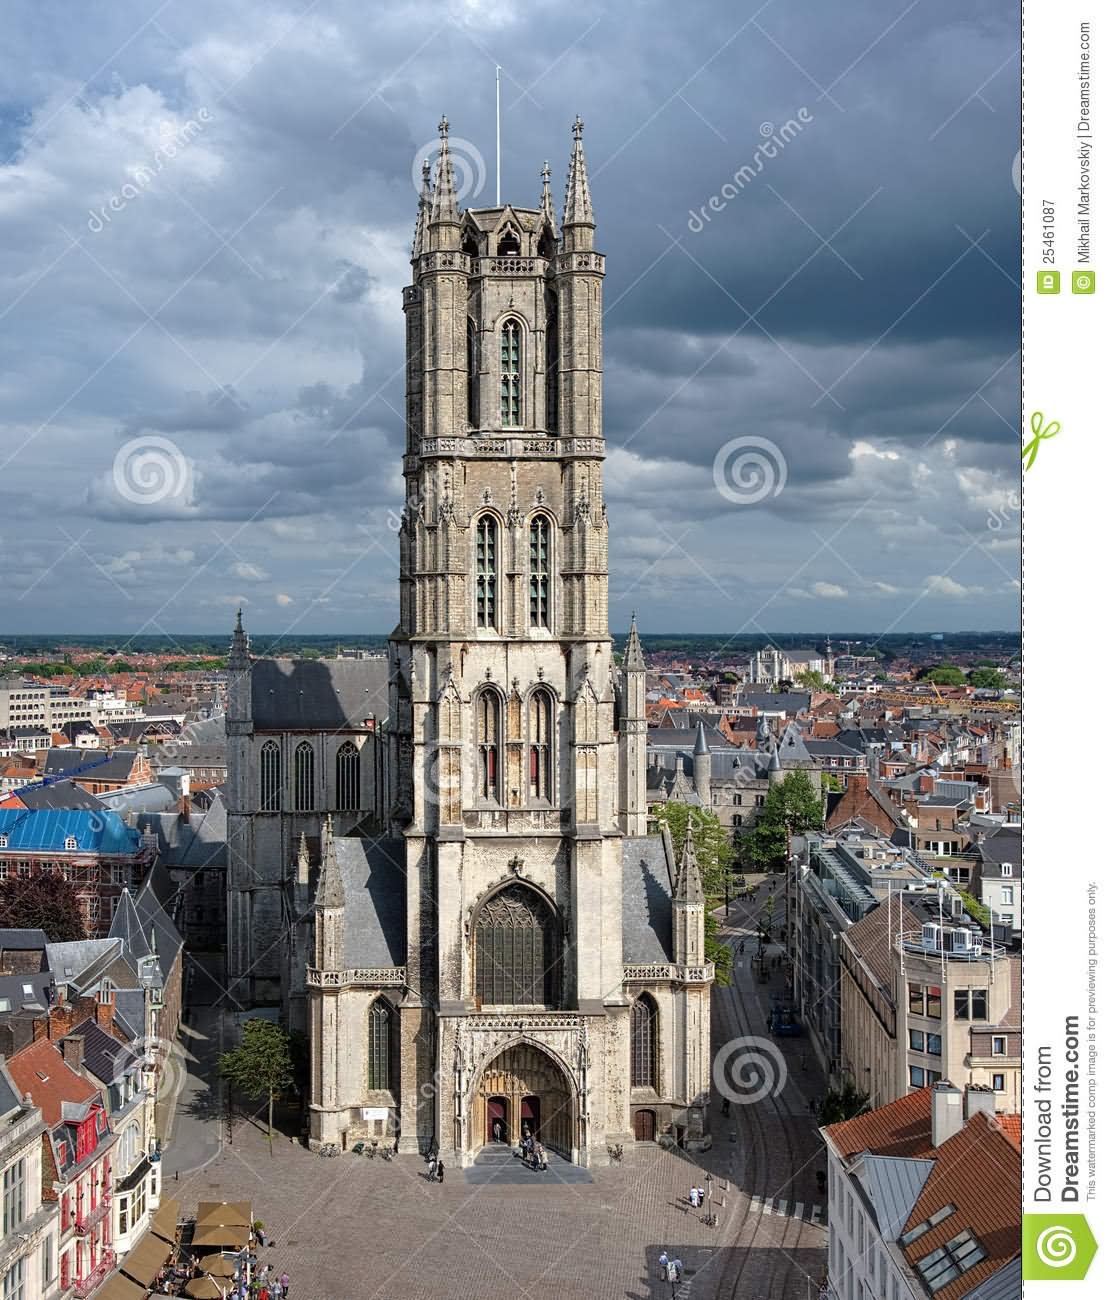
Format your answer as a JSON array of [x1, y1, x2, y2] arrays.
[[608, 1143, 624, 1163], [318, 1143, 339, 1158]]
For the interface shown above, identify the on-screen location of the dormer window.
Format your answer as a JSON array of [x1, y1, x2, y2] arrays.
[[0, 834, 7, 848], [64, 836, 78, 851], [1000, 862, 1013, 876]]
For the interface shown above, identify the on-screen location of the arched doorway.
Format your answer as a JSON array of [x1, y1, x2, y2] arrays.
[[487, 1096, 508, 1143], [634, 1109, 657, 1142], [471, 1042, 575, 1159]]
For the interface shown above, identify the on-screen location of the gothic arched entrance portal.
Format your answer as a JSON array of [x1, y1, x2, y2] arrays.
[[471, 1043, 575, 1160]]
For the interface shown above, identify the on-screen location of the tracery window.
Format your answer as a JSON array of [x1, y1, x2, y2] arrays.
[[335, 741, 360, 811], [529, 515, 550, 629], [528, 689, 553, 802], [369, 1000, 393, 1091], [631, 994, 658, 1089], [467, 318, 479, 427], [476, 514, 498, 627], [500, 320, 521, 426], [474, 885, 557, 1006], [293, 741, 315, 812], [476, 688, 501, 802], [260, 741, 281, 812]]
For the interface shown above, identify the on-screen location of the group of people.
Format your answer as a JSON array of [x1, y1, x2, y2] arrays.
[[228, 1265, 291, 1300], [687, 1185, 707, 1211], [658, 1252, 685, 1284], [520, 1129, 549, 1171], [426, 1153, 446, 1182]]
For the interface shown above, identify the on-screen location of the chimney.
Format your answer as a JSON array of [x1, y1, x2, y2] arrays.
[[60, 1034, 84, 1074], [179, 771, 191, 820], [930, 1081, 963, 1148], [920, 773, 935, 794], [95, 990, 116, 1028], [963, 1083, 997, 1123], [846, 773, 868, 794]]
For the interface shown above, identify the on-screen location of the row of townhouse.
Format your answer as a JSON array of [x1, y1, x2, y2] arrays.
[[0, 878, 182, 1299], [788, 829, 1021, 1115]]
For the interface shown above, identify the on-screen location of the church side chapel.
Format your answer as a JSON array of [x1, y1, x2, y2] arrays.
[[224, 118, 714, 1167]]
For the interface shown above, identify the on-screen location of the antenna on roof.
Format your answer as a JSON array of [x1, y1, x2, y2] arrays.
[[495, 65, 502, 206]]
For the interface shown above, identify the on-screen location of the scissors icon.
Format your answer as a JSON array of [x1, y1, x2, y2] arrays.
[[1022, 411, 1060, 470]]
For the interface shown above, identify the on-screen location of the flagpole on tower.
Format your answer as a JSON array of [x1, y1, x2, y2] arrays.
[[495, 64, 501, 206]]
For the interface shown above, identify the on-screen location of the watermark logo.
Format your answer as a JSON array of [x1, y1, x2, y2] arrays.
[[688, 109, 812, 233], [113, 435, 193, 506], [1022, 412, 1060, 472], [1022, 1214, 1097, 1280], [88, 109, 211, 233], [713, 435, 788, 505], [411, 136, 487, 204], [712, 1035, 788, 1105]]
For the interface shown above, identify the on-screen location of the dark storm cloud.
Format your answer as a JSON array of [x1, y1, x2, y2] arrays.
[[0, 0, 1019, 634]]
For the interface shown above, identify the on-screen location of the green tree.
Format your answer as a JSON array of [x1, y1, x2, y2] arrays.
[[918, 663, 966, 686], [0, 873, 86, 941], [739, 770, 825, 873], [652, 803, 735, 985], [218, 1020, 294, 1155], [968, 668, 1006, 690], [817, 1082, 871, 1126], [794, 669, 825, 690], [654, 802, 733, 900]]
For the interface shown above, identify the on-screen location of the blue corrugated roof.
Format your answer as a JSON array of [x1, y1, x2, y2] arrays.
[[0, 808, 141, 855]]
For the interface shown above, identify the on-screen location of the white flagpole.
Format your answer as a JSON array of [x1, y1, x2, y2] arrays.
[[495, 65, 502, 206]]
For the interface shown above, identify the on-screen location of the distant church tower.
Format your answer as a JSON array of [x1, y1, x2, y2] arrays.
[[298, 117, 712, 1165]]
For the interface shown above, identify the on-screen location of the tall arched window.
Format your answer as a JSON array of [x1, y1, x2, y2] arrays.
[[467, 318, 479, 427], [529, 515, 550, 629], [631, 995, 658, 1089], [528, 689, 553, 803], [293, 741, 315, 811], [335, 741, 360, 811], [474, 884, 557, 1006], [369, 1000, 393, 1091], [545, 290, 558, 432], [476, 514, 498, 628], [476, 688, 501, 802], [260, 741, 281, 812], [500, 320, 521, 426]]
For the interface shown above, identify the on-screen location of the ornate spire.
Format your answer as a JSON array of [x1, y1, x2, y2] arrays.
[[693, 719, 710, 757], [539, 159, 555, 227], [228, 608, 249, 670], [412, 156, 432, 257], [314, 814, 345, 909], [430, 115, 460, 225], [624, 611, 645, 672], [675, 813, 705, 906], [296, 831, 310, 886], [561, 116, 594, 245]]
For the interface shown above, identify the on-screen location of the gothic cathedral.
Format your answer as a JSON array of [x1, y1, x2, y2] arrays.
[[224, 118, 713, 1167]]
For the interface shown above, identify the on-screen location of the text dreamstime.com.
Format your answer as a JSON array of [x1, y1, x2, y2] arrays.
[[688, 109, 813, 233], [88, 108, 212, 233]]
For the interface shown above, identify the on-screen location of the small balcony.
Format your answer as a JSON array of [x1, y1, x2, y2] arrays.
[[74, 1198, 111, 1235], [74, 1250, 116, 1298]]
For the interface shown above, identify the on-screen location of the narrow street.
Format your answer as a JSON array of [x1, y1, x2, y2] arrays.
[[689, 874, 829, 1300]]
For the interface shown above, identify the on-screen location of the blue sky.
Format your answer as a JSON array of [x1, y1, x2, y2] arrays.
[[0, 0, 1020, 638]]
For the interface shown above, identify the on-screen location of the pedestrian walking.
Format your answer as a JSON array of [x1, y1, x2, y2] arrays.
[[659, 1251, 670, 1281], [437, 1160, 445, 1183], [689, 1186, 699, 1212], [427, 1152, 437, 1181], [673, 1258, 684, 1281], [280, 1273, 290, 1298], [697, 1186, 705, 1208]]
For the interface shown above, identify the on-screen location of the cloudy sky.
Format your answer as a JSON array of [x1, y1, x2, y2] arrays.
[[0, 0, 1019, 640]]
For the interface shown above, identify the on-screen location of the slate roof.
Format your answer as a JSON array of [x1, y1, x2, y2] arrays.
[[12, 780, 104, 811], [0, 971, 54, 1013], [251, 657, 390, 730], [69, 1017, 140, 1084], [858, 1154, 934, 1238], [841, 894, 918, 1000], [133, 801, 227, 869], [732, 690, 811, 714], [148, 743, 227, 769], [0, 1060, 22, 1116], [334, 837, 407, 967], [0, 808, 142, 855], [42, 747, 140, 782], [977, 828, 1022, 876], [97, 782, 177, 815], [0, 927, 49, 951], [622, 834, 673, 965], [45, 940, 130, 988]]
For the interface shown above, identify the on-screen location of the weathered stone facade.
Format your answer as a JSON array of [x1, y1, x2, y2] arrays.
[[227, 118, 713, 1167]]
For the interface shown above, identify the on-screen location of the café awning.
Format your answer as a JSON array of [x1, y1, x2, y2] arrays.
[[120, 1231, 174, 1287], [194, 1201, 251, 1229], [151, 1196, 181, 1244], [190, 1223, 250, 1250], [91, 1274, 146, 1300]]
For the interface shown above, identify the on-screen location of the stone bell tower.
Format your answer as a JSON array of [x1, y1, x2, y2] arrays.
[[386, 116, 631, 1165]]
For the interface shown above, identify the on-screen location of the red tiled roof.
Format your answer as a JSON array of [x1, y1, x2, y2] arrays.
[[899, 1111, 1020, 1300], [826, 1085, 934, 1160], [7, 1038, 99, 1126]]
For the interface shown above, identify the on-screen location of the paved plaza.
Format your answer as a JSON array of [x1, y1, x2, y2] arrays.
[[162, 882, 828, 1300]]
